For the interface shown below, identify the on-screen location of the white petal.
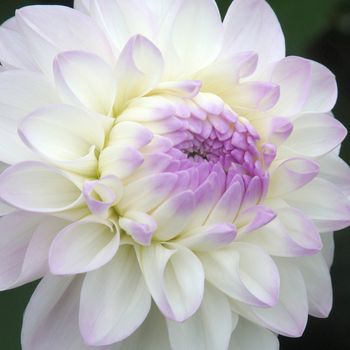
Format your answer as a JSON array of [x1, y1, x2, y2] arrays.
[[167, 284, 232, 350], [138, 243, 205, 322], [99, 145, 144, 179], [302, 60, 337, 113], [53, 51, 116, 115], [16, 5, 114, 77], [178, 223, 237, 252], [270, 56, 312, 116], [0, 70, 58, 164], [0, 212, 65, 290], [229, 318, 279, 350], [112, 304, 172, 350], [166, 0, 223, 74], [321, 232, 335, 268], [200, 243, 280, 307], [80, 245, 151, 345], [108, 121, 153, 149], [285, 177, 350, 232], [206, 179, 244, 224], [119, 173, 177, 213], [268, 158, 319, 197], [318, 152, 350, 194], [232, 260, 308, 337], [222, 0, 285, 68], [115, 35, 164, 110], [245, 206, 322, 257], [21, 274, 101, 350], [18, 104, 107, 175], [0, 26, 37, 70], [282, 113, 347, 157], [49, 217, 119, 275], [152, 190, 195, 241], [0, 161, 83, 212], [74, 0, 90, 13], [90, 0, 153, 52], [296, 253, 332, 317]]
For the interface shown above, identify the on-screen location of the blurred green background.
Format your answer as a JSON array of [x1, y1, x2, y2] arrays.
[[0, 0, 349, 349]]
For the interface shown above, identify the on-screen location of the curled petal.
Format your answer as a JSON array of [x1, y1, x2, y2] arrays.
[[83, 175, 123, 216], [138, 243, 205, 322], [119, 211, 157, 246]]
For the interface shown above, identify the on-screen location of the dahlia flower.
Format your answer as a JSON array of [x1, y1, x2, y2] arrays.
[[0, 0, 349, 349]]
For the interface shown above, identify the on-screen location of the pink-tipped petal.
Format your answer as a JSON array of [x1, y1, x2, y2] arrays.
[[270, 56, 312, 116], [49, 217, 119, 275], [268, 158, 320, 197]]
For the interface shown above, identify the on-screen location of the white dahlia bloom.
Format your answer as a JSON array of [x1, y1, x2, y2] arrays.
[[0, 0, 349, 349]]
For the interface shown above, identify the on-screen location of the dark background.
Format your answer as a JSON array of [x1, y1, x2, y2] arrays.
[[0, 0, 349, 349]]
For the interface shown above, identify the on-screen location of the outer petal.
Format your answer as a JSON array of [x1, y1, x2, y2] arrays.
[[229, 318, 279, 350], [285, 178, 350, 232], [21, 275, 109, 350], [115, 35, 164, 110], [245, 206, 322, 257], [222, 0, 285, 68], [200, 243, 280, 307], [16, 5, 114, 76], [138, 243, 205, 322], [165, 0, 223, 74], [302, 61, 337, 113], [232, 260, 308, 338], [269, 56, 312, 116], [281, 113, 347, 158], [80, 245, 151, 346], [0, 212, 67, 290], [53, 51, 116, 115], [167, 283, 233, 350], [74, 0, 90, 13], [18, 104, 108, 175], [0, 161, 83, 213], [49, 217, 119, 275], [296, 253, 333, 318], [113, 304, 172, 350], [0, 26, 37, 70], [268, 158, 320, 197], [0, 70, 58, 164]]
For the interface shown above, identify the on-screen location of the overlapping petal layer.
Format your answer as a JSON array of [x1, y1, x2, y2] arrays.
[[0, 0, 348, 349]]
